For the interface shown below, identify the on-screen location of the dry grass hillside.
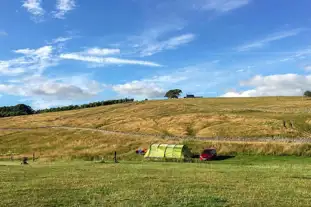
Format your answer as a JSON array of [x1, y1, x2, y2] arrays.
[[2, 96, 311, 159], [2, 128, 311, 160], [1, 97, 311, 138]]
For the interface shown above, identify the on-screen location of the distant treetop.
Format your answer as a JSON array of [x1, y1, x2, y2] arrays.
[[304, 90, 311, 97], [165, 89, 183, 99]]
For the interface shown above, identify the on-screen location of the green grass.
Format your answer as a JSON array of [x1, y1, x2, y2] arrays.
[[2, 97, 311, 206], [1, 156, 311, 206]]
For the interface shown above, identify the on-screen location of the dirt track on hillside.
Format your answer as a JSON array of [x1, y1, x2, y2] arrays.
[[0, 126, 311, 144]]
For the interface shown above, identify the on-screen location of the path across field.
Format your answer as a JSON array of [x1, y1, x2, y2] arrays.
[[0, 126, 310, 143]]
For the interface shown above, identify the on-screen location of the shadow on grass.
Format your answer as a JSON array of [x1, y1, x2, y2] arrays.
[[213, 155, 235, 161]]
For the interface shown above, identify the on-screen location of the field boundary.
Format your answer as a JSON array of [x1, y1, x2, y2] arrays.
[[1, 126, 311, 144]]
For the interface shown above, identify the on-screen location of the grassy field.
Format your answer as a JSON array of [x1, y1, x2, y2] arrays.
[[1, 156, 311, 207], [2, 128, 311, 160], [2, 97, 311, 206], [1, 97, 311, 138]]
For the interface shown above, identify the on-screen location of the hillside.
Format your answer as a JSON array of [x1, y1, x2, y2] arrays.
[[1, 97, 311, 138], [2, 97, 311, 159]]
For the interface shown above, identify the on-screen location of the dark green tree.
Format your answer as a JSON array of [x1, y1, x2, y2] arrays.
[[304, 90, 311, 97], [164, 89, 183, 99]]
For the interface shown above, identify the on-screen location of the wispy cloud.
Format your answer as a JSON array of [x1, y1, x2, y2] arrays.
[[60, 53, 161, 67], [0, 31, 8, 36], [60, 47, 120, 57], [236, 28, 305, 51], [53, 0, 76, 19], [195, 0, 250, 12], [0, 45, 58, 76], [85, 48, 120, 56], [139, 33, 196, 57], [22, 0, 45, 20], [50, 36, 72, 44]]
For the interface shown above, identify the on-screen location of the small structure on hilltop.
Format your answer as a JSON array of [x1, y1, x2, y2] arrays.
[[144, 144, 192, 160], [184, 94, 203, 98]]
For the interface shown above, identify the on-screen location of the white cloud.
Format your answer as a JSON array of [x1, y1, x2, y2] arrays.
[[112, 62, 240, 98], [139, 33, 196, 56], [0, 31, 7, 36], [221, 74, 311, 97], [86, 48, 120, 56], [0, 45, 57, 76], [14, 45, 52, 56], [304, 65, 311, 71], [0, 84, 22, 95], [0, 60, 26, 75], [60, 53, 161, 67], [22, 0, 45, 19], [113, 81, 166, 98], [236, 29, 305, 51], [13, 45, 57, 74], [0, 75, 103, 109], [54, 0, 76, 19], [112, 74, 190, 98], [196, 0, 250, 12]]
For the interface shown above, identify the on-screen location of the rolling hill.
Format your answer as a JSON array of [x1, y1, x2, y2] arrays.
[[2, 96, 311, 159], [1, 96, 311, 138]]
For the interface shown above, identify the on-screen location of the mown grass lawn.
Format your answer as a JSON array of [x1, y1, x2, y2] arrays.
[[1, 156, 311, 207]]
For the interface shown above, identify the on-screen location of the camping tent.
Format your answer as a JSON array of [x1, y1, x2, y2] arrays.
[[144, 144, 192, 159]]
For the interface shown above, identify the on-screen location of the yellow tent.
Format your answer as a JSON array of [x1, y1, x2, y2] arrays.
[[144, 144, 192, 159]]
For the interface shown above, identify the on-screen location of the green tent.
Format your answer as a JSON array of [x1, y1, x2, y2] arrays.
[[144, 144, 192, 159]]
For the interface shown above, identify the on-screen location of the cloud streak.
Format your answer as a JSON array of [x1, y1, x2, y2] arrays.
[[85, 48, 120, 56], [139, 33, 196, 56], [196, 0, 250, 12], [236, 29, 305, 51], [60, 53, 161, 67], [50, 36, 72, 44]]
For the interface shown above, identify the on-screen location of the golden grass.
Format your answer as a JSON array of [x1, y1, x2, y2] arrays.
[[1, 128, 311, 160], [1, 97, 311, 138]]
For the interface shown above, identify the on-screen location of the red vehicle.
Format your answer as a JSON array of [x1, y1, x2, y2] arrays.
[[200, 148, 217, 161], [136, 148, 147, 155]]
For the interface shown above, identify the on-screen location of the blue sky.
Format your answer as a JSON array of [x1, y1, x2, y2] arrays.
[[0, 0, 311, 109]]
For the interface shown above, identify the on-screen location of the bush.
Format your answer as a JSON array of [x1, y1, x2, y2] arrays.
[[0, 99, 134, 118], [0, 104, 34, 118]]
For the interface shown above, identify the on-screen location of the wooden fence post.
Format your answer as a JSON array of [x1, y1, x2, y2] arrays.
[[114, 151, 118, 163], [33, 152, 35, 162]]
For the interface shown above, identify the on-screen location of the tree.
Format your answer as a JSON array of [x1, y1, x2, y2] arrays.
[[164, 89, 183, 99], [304, 90, 311, 97]]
